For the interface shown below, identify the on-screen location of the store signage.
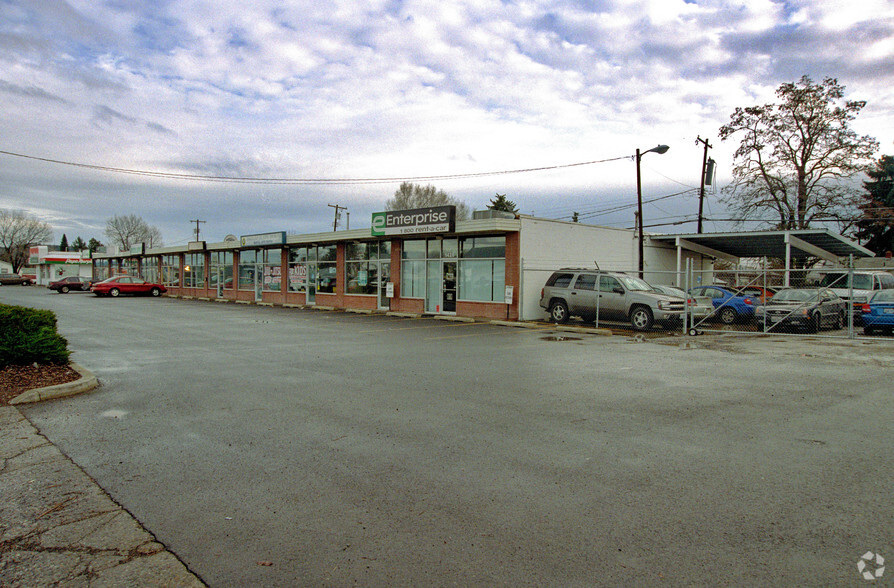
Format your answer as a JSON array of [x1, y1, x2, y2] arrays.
[[240, 231, 286, 247], [188, 241, 206, 251], [371, 206, 455, 237], [129, 243, 145, 255]]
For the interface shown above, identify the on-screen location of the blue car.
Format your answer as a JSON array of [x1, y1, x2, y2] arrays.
[[688, 285, 761, 324], [862, 290, 894, 335]]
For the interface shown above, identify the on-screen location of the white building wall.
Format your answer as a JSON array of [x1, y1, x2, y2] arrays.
[[516, 217, 718, 320], [518, 217, 638, 320]]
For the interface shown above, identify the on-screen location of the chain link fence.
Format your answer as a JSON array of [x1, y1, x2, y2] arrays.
[[656, 260, 894, 339], [535, 261, 894, 340]]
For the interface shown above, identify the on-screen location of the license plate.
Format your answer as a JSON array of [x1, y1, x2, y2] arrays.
[[769, 315, 782, 322], [884, 308, 894, 315]]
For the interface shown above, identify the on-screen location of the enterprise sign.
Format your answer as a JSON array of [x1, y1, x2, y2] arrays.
[[371, 206, 455, 237]]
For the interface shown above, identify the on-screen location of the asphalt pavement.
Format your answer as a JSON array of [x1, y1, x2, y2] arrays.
[[1, 286, 892, 586]]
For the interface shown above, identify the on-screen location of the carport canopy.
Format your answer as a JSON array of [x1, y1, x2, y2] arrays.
[[651, 229, 875, 287]]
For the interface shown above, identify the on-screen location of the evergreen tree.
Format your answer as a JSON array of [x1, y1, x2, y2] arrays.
[[59, 234, 68, 251], [71, 236, 87, 251], [488, 193, 518, 213], [855, 154, 894, 255]]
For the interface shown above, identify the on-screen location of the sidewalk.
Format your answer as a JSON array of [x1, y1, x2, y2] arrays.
[[0, 406, 204, 587]]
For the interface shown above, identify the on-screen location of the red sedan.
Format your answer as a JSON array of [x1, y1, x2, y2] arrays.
[[91, 276, 167, 297]]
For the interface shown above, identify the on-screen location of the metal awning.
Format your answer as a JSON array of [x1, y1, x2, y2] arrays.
[[650, 229, 874, 287], [651, 229, 873, 261]]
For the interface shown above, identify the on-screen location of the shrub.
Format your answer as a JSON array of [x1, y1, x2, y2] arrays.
[[0, 304, 70, 368]]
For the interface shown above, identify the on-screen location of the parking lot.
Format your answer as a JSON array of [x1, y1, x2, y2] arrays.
[[2, 286, 893, 585]]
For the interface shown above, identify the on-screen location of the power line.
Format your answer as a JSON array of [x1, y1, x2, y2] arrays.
[[0, 149, 630, 185]]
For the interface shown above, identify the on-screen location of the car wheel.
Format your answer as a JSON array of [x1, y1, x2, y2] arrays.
[[60, 286, 70, 293], [580, 314, 596, 324], [150, 287, 161, 297], [719, 307, 737, 324], [110, 288, 120, 297], [548, 300, 569, 324], [808, 313, 822, 333], [835, 311, 844, 330], [629, 306, 653, 331]]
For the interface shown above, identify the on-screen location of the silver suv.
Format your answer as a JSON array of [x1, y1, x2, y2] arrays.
[[539, 269, 685, 330]]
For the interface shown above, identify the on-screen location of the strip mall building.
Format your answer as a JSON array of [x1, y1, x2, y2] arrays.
[[90, 207, 709, 321]]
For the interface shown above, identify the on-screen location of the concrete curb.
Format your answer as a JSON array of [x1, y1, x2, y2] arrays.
[[556, 325, 613, 336], [432, 315, 475, 323], [10, 362, 99, 405]]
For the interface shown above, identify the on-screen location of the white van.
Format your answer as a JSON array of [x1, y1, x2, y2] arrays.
[[818, 270, 894, 322]]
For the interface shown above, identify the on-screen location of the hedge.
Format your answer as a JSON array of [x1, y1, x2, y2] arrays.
[[0, 304, 70, 368]]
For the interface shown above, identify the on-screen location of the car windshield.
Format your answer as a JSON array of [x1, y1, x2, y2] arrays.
[[872, 290, 894, 303], [772, 289, 817, 302], [819, 273, 872, 290], [618, 276, 653, 292]]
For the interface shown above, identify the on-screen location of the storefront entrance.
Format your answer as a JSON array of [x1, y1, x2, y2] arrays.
[[376, 261, 391, 310], [425, 260, 457, 314]]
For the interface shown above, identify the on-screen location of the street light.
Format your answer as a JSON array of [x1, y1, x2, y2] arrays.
[[636, 144, 670, 278]]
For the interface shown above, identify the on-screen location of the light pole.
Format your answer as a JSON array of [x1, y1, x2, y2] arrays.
[[636, 144, 670, 278]]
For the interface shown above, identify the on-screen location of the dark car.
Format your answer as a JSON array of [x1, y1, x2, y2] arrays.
[[48, 276, 93, 293], [755, 287, 846, 332], [91, 276, 166, 297], [0, 272, 33, 286]]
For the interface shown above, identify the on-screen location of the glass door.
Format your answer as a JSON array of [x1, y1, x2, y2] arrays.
[[377, 261, 391, 310], [254, 265, 263, 301], [216, 267, 224, 298], [306, 265, 317, 305], [443, 261, 457, 313]]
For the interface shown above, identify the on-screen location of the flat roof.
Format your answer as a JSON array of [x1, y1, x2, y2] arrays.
[[651, 229, 874, 260]]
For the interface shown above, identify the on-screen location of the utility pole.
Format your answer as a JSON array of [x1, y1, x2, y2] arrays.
[[328, 204, 346, 231], [189, 219, 207, 241], [696, 136, 712, 234]]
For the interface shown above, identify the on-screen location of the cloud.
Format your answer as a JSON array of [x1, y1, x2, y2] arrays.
[[0, 0, 892, 243]]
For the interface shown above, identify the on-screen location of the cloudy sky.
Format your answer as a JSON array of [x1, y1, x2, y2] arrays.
[[1, 0, 893, 246]]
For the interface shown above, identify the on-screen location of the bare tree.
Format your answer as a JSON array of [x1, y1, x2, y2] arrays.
[[0, 209, 53, 273], [105, 215, 164, 250], [719, 76, 878, 231], [385, 182, 471, 220]]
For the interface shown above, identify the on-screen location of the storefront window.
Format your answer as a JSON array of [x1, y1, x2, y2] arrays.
[[161, 255, 181, 286], [346, 241, 387, 295], [209, 251, 234, 290], [238, 250, 258, 290], [401, 240, 426, 298], [288, 246, 308, 292], [93, 259, 109, 281], [459, 236, 505, 302], [121, 258, 139, 276], [400, 236, 506, 303], [141, 257, 160, 283], [184, 253, 206, 288], [317, 245, 337, 293], [261, 249, 282, 292]]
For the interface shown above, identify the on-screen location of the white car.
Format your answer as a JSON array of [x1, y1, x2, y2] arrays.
[[650, 284, 714, 323]]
